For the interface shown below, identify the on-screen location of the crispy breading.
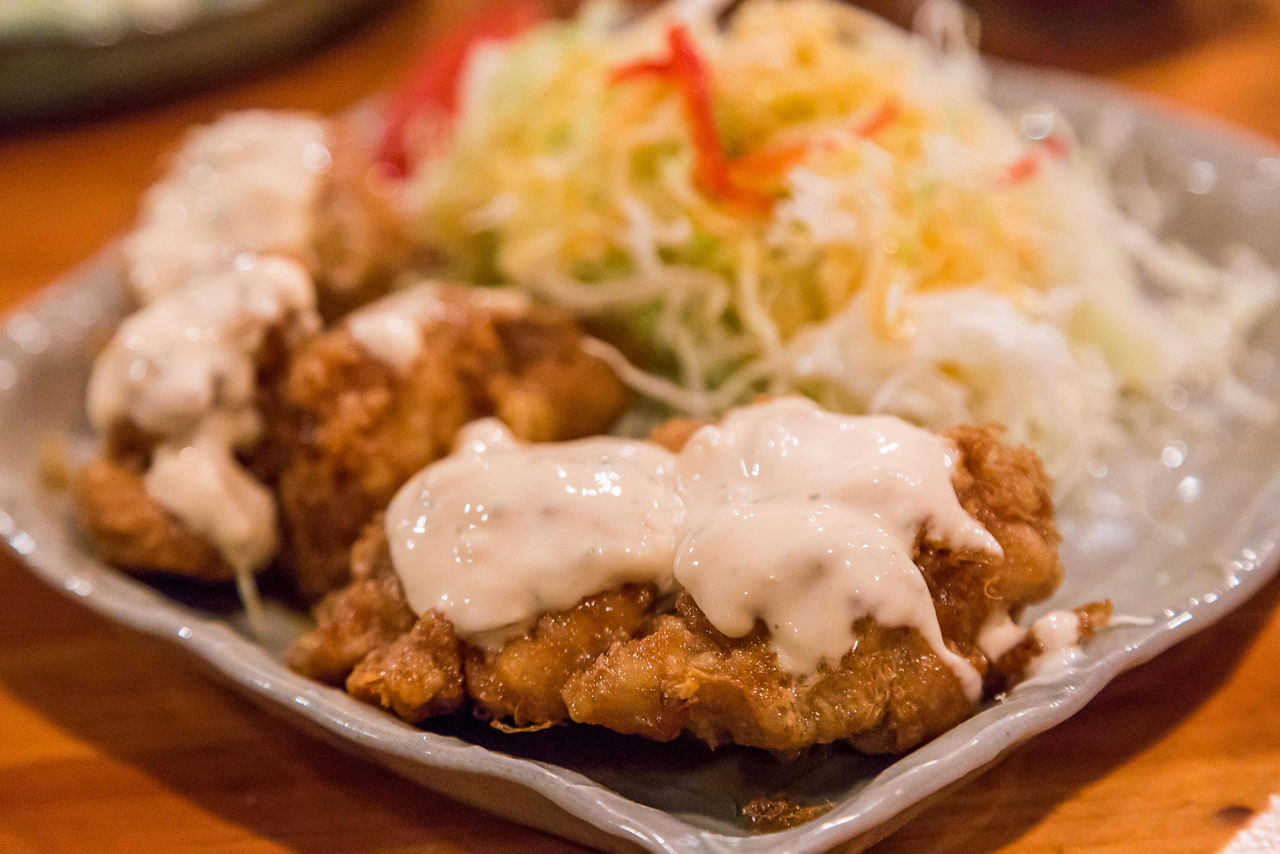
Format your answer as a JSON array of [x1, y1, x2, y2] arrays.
[[561, 595, 980, 753], [742, 795, 834, 832], [287, 422, 1067, 755], [285, 519, 417, 684], [288, 522, 654, 725], [288, 528, 659, 727], [277, 290, 628, 601], [464, 585, 656, 727], [309, 129, 415, 321], [72, 453, 230, 581], [347, 610, 467, 723]]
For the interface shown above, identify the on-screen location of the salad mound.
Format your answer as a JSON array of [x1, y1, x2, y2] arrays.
[[406, 0, 1276, 496]]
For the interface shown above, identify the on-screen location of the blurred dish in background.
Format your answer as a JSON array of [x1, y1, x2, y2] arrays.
[[1, 0, 248, 42], [0, 0, 393, 126], [852, 0, 1265, 72]]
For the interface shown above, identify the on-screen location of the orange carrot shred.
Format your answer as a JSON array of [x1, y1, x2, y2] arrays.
[[611, 25, 773, 214], [1005, 134, 1069, 185], [728, 98, 901, 181]]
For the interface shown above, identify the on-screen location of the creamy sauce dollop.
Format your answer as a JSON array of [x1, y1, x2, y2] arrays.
[[123, 111, 332, 305], [89, 256, 314, 440], [144, 436, 279, 573], [674, 400, 1000, 699], [346, 283, 530, 372], [385, 418, 682, 642], [385, 398, 1001, 698], [88, 254, 320, 573]]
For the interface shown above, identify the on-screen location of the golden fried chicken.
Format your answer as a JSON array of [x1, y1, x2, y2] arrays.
[[74, 446, 229, 582], [73, 262, 318, 583], [76, 109, 418, 584], [288, 415, 1068, 755], [277, 284, 629, 601], [562, 426, 1062, 753], [287, 516, 657, 727], [308, 127, 414, 320]]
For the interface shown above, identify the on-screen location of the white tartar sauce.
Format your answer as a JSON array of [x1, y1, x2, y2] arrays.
[[385, 397, 1001, 698], [674, 400, 1000, 699], [346, 283, 530, 372], [977, 608, 1029, 663], [88, 254, 320, 573], [385, 418, 682, 643], [1019, 609, 1086, 686], [123, 111, 332, 305], [144, 434, 279, 574]]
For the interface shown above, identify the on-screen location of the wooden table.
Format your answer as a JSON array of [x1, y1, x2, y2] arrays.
[[1, 2, 1278, 851]]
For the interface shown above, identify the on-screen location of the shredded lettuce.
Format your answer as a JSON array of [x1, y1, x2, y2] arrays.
[[407, 0, 1277, 498]]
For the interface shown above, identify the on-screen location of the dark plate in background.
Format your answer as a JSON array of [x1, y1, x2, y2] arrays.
[[0, 0, 391, 125]]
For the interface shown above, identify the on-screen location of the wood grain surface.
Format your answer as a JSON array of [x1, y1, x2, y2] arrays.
[[1, 1, 1278, 851]]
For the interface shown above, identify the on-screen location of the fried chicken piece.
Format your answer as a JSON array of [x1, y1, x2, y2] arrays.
[[563, 424, 1062, 753], [73, 452, 229, 581], [278, 285, 628, 601], [308, 127, 414, 320], [289, 421, 1066, 755], [78, 111, 416, 584], [287, 524, 653, 727], [73, 299, 314, 583], [464, 585, 656, 728]]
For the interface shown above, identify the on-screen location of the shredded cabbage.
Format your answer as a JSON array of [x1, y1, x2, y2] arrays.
[[407, 0, 1278, 498]]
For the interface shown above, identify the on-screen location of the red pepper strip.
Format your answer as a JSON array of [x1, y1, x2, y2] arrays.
[[1005, 152, 1041, 184], [612, 25, 774, 214], [611, 58, 676, 81], [376, 0, 547, 178], [854, 97, 901, 139], [726, 139, 813, 177], [729, 97, 901, 179], [1040, 133, 1069, 159], [1004, 134, 1069, 186]]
